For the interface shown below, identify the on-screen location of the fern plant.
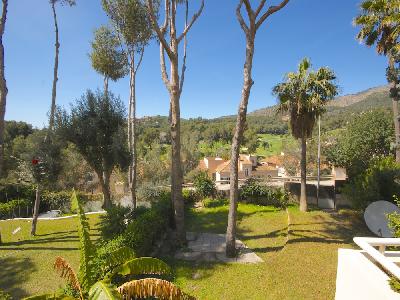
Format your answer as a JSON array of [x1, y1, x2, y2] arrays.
[[24, 191, 195, 300]]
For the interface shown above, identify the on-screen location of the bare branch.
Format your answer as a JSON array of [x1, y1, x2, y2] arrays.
[[134, 46, 145, 74], [256, 0, 290, 31], [146, 0, 174, 59], [236, 0, 249, 34], [179, 0, 188, 96], [177, 0, 204, 44], [0, 0, 7, 36], [242, 0, 254, 20], [254, 0, 266, 18]]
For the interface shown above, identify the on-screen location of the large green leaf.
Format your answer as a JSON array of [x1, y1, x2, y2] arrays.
[[105, 246, 136, 270], [112, 257, 171, 278], [88, 281, 122, 300]]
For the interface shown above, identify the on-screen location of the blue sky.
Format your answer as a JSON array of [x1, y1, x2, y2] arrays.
[[5, 0, 388, 128]]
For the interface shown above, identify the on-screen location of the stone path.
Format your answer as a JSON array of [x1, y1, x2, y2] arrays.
[[175, 232, 263, 264]]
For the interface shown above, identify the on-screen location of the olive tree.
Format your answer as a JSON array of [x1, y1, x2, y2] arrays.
[[57, 90, 129, 209], [146, 0, 204, 244]]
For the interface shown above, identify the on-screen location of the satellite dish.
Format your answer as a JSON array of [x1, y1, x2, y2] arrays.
[[364, 201, 400, 237]]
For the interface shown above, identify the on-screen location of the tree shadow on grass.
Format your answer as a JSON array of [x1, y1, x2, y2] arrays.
[[0, 256, 36, 299]]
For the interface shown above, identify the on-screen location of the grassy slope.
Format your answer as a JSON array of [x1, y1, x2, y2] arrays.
[[0, 215, 101, 298], [173, 204, 370, 300]]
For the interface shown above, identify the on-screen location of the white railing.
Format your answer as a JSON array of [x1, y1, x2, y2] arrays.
[[354, 237, 400, 280]]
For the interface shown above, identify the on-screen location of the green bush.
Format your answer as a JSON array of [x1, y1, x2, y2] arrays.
[[0, 182, 35, 203], [342, 156, 400, 209], [99, 205, 133, 241], [0, 199, 31, 219], [137, 184, 171, 203], [202, 197, 228, 208], [240, 178, 291, 208], [123, 197, 172, 256], [193, 172, 216, 198], [92, 235, 128, 281], [0, 289, 12, 300], [182, 188, 197, 204]]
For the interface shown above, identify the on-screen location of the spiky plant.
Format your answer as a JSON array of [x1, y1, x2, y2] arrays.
[[273, 58, 338, 212]]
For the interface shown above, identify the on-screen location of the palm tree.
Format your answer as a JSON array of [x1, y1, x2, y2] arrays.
[[354, 0, 400, 162], [273, 58, 338, 212]]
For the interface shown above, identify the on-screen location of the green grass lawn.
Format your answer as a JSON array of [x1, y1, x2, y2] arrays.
[[256, 134, 297, 157], [173, 204, 370, 300], [0, 205, 370, 299], [0, 215, 101, 298]]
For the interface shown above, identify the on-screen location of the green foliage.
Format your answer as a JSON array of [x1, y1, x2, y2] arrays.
[[240, 178, 291, 208], [23, 293, 74, 300], [388, 196, 400, 238], [123, 198, 171, 256], [273, 58, 338, 139], [71, 191, 95, 292], [342, 156, 400, 209], [111, 257, 171, 278], [136, 184, 170, 203], [182, 188, 197, 204], [90, 26, 127, 82], [0, 289, 12, 300], [92, 235, 128, 281], [99, 205, 132, 241], [326, 109, 394, 178], [193, 172, 216, 198], [88, 281, 121, 300], [390, 277, 400, 294], [104, 247, 136, 272], [0, 199, 31, 219]]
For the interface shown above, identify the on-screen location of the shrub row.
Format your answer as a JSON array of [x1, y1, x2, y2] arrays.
[[240, 178, 291, 208], [0, 199, 31, 219]]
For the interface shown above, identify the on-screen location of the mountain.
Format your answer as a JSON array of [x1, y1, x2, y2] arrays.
[[249, 85, 391, 117]]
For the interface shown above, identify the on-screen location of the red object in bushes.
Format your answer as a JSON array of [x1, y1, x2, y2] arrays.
[[32, 158, 39, 165]]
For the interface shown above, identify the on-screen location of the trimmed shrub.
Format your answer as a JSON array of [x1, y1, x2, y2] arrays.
[[240, 177, 291, 208], [193, 172, 216, 198]]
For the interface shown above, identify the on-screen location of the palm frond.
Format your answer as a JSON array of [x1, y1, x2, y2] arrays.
[[54, 256, 83, 299], [88, 281, 122, 300], [112, 257, 172, 278], [71, 190, 95, 292], [105, 246, 136, 270], [117, 278, 196, 300]]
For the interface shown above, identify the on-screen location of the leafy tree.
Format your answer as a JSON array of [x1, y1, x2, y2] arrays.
[[48, 0, 76, 133], [0, 0, 8, 179], [273, 58, 338, 212], [193, 171, 216, 198], [226, 0, 290, 257], [89, 25, 128, 94], [147, 0, 205, 243], [244, 128, 259, 154], [354, 0, 400, 162], [102, 0, 153, 210], [57, 90, 129, 209], [326, 109, 394, 178]]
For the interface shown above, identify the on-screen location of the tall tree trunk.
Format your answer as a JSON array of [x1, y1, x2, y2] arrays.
[[226, 33, 255, 257], [299, 136, 307, 212], [128, 54, 137, 210], [389, 57, 400, 163], [0, 0, 7, 179], [99, 170, 112, 209], [104, 76, 109, 96], [170, 5, 185, 243], [31, 184, 40, 236], [49, 1, 59, 133]]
